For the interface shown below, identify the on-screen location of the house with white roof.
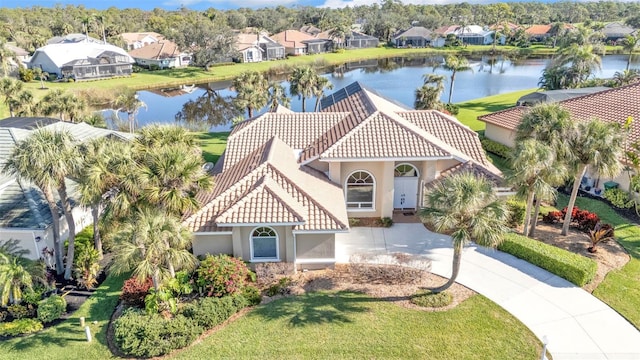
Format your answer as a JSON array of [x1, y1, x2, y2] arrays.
[[0, 118, 134, 260], [185, 82, 501, 269], [120, 32, 165, 50], [28, 40, 134, 80]]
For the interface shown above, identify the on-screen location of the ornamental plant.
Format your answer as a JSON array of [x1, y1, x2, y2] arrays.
[[195, 254, 252, 297], [120, 277, 153, 307]]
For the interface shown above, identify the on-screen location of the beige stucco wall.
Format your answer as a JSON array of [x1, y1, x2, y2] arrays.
[[237, 225, 294, 263], [584, 170, 633, 193], [485, 124, 516, 148], [340, 161, 388, 218], [0, 228, 52, 260], [191, 233, 233, 257], [295, 233, 335, 260]]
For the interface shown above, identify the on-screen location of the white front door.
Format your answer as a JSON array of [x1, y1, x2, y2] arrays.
[[394, 177, 419, 209]]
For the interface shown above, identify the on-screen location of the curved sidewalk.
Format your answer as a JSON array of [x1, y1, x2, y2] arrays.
[[336, 224, 640, 360]]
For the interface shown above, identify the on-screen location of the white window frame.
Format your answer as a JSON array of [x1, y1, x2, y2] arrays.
[[345, 170, 376, 211], [250, 226, 279, 262], [394, 163, 420, 178]]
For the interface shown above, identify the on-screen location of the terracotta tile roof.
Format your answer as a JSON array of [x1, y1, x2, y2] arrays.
[[430, 161, 505, 188], [479, 82, 640, 145], [128, 40, 181, 60], [223, 112, 349, 170], [271, 30, 315, 49], [183, 137, 348, 233], [525, 25, 552, 36]]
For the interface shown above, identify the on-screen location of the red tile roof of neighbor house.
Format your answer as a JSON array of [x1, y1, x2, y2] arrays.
[[525, 24, 575, 36], [478, 81, 640, 144], [128, 40, 181, 60], [271, 30, 316, 49]]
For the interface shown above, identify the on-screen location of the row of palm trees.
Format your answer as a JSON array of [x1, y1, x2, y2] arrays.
[[3, 125, 211, 286], [0, 78, 86, 120], [414, 55, 472, 111]]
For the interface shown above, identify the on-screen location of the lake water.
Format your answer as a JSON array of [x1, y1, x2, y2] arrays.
[[127, 54, 640, 132]]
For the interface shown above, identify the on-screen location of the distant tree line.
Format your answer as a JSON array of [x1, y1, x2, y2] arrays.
[[2, 1, 640, 53]]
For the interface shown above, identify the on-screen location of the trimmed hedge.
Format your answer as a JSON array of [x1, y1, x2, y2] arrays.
[[0, 318, 43, 337], [480, 135, 512, 158], [498, 233, 597, 286], [180, 294, 247, 329], [37, 295, 66, 323]]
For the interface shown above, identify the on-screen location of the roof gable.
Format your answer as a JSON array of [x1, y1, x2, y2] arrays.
[[129, 40, 181, 60]]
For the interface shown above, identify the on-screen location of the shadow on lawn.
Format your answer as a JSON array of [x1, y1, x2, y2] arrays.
[[253, 291, 371, 327]]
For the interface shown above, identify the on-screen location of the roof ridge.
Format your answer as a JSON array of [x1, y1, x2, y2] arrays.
[[319, 110, 378, 157], [559, 81, 640, 105]]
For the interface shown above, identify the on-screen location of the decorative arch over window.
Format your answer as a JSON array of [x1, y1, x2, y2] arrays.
[[394, 163, 419, 177], [345, 170, 375, 209], [250, 226, 279, 261]]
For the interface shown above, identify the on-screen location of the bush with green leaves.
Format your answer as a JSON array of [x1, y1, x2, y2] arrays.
[[242, 285, 262, 305], [113, 308, 202, 358], [180, 294, 247, 329], [195, 254, 253, 297], [7, 304, 29, 319], [506, 198, 526, 227], [36, 295, 66, 323], [144, 288, 177, 315], [74, 242, 100, 290], [479, 135, 512, 158], [498, 233, 597, 286], [411, 290, 453, 308], [604, 188, 634, 209], [0, 318, 43, 336], [266, 277, 293, 297]]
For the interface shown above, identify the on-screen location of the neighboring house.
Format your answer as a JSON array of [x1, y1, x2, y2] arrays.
[[185, 81, 501, 269], [345, 31, 379, 49], [0, 119, 134, 260], [393, 26, 443, 48], [47, 33, 101, 45], [271, 30, 316, 56], [479, 82, 640, 193], [29, 41, 134, 80], [454, 25, 496, 45], [128, 40, 190, 68], [515, 87, 610, 106], [525, 24, 574, 42], [235, 33, 264, 63], [120, 32, 165, 50], [602, 22, 637, 43], [4, 44, 30, 75], [300, 25, 322, 36]]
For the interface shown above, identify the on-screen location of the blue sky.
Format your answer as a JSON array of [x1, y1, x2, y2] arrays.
[[0, 0, 608, 10]]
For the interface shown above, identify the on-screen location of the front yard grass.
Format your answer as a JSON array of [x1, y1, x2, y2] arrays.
[[0, 272, 127, 360], [171, 292, 543, 360]]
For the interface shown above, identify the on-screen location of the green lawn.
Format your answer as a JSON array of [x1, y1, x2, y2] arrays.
[[456, 88, 535, 131], [197, 132, 229, 163], [554, 193, 640, 328], [0, 273, 127, 360], [171, 292, 544, 360]]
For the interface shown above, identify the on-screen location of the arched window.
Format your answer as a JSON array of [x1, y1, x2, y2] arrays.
[[394, 164, 419, 177], [346, 171, 375, 209], [251, 227, 279, 261]]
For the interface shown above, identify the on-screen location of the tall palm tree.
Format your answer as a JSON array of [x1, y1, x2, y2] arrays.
[[113, 88, 146, 133], [0, 77, 24, 117], [231, 71, 269, 118], [414, 73, 445, 110], [549, 22, 566, 48], [80, 14, 94, 42], [613, 69, 640, 86], [110, 208, 197, 291], [419, 172, 510, 293], [562, 119, 624, 235], [442, 55, 472, 104], [32, 67, 49, 89], [621, 34, 638, 71], [39, 89, 87, 122], [0, 257, 33, 306], [9, 90, 35, 117], [267, 82, 291, 111], [312, 75, 333, 111], [557, 44, 602, 83], [134, 124, 199, 151], [515, 103, 574, 160], [289, 66, 316, 112], [93, 13, 107, 44]]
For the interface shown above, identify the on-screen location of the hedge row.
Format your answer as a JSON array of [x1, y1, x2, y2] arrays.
[[480, 135, 512, 158], [498, 233, 597, 287], [113, 294, 248, 358], [0, 318, 43, 337]]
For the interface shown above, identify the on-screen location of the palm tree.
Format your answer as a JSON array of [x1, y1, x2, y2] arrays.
[[134, 124, 199, 151], [0, 77, 24, 117], [32, 67, 49, 89], [110, 208, 197, 291], [312, 75, 333, 111], [231, 71, 269, 118], [562, 119, 624, 235], [80, 14, 94, 42], [613, 69, 640, 86], [549, 22, 566, 48], [442, 55, 472, 104], [621, 34, 638, 71], [39, 89, 87, 122], [289, 66, 316, 112], [267, 83, 290, 111], [515, 103, 574, 159], [414, 74, 445, 110], [0, 257, 33, 306], [419, 172, 510, 293], [93, 13, 107, 44], [0, 41, 15, 77], [9, 90, 35, 117], [113, 88, 146, 133], [557, 44, 602, 83]]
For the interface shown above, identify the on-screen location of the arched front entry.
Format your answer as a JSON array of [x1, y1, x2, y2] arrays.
[[393, 163, 419, 209]]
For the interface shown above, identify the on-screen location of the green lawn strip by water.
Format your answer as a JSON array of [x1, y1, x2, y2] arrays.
[[456, 88, 535, 131], [555, 193, 640, 329], [0, 273, 127, 360], [171, 292, 542, 360], [197, 131, 229, 164]]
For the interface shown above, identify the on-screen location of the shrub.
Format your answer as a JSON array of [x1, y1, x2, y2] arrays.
[[480, 135, 511, 158], [74, 241, 100, 289], [148, 64, 160, 71], [498, 233, 597, 286], [22, 288, 44, 306], [443, 103, 459, 115], [180, 294, 246, 329], [242, 285, 262, 306], [18, 68, 34, 82], [506, 198, 526, 227], [113, 308, 202, 358], [266, 277, 293, 296], [380, 217, 393, 227], [165, 270, 194, 297], [7, 304, 29, 319], [195, 254, 252, 297], [542, 210, 563, 224], [411, 290, 452, 308], [348, 218, 361, 227], [0, 309, 7, 322], [120, 277, 153, 307], [604, 188, 634, 209], [144, 288, 177, 315], [0, 318, 43, 337], [36, 295, 66, 323]]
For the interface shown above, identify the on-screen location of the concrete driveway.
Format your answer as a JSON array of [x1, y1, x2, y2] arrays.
[[336, 224, 640, 360]]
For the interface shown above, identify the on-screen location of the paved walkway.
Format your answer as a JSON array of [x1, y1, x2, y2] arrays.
[[336, 224, 640, 360]]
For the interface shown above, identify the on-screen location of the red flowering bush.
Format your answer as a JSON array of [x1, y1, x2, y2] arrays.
[[542, 211, 563, 224], [195, 254, 253, 297], [121, 277, 153, 307], [543, 207, 608, 233]]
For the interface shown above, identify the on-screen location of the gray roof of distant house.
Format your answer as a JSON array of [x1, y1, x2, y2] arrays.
[[516, 87, 611, 105], [393, 27, 434, 40], [602, 22, 636, 38], [0, 117, 60, 130]]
